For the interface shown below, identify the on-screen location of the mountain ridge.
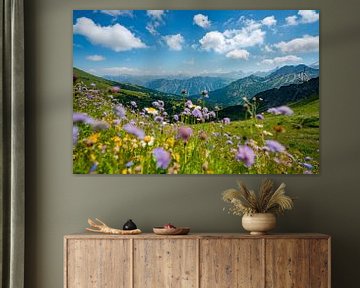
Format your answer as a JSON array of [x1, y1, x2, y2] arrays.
[[218, 77, 319, 120], [146, 76, 231, 96], [203, 64, 319, 107]]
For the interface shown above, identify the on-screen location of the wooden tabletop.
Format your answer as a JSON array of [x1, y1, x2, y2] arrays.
[[65, 232, 330, 240]]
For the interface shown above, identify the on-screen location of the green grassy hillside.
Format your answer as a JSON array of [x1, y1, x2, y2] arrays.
[[73, 68, 319, 174], [74, 67, 182, 112]]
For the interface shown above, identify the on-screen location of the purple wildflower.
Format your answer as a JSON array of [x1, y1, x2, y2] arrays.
[[73, 112, 94, 125], [89, 162, 98, 174], [154, 116, 164, 123], [302, 163, 314, 170], [126, 161, 134, 168], [114, 104, 127, 119], [304, 156, 312, 161], [182, 108, 191, 116], [267, 106, 294, 116], [203, 107, 209, 113], [208, 111, 216, 118], [173, 114, 179, 122], [130, 101, 137, 108], [177, 127, 193, 143], [276, 106, 294, 115], [153, 148, 171, 169], [185, 100, 193, 108], [110, 86, 120, 93], [152, 100, 164, 109], [256, 114, 264, 120], [235, 145, 255, 167], [72, 126, 79, 145], [265, 140, 285, 153], [223, 117, 231, 124], [113, 119, 121, 126], [192, 108, 203, 118], [91, 120, 110, 131], [267, 108, 279, 114], [162, 111, 168, 116], [123, 123, 145, 140]]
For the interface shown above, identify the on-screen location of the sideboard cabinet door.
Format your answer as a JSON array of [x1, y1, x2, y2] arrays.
[[265, 239, 329, 288], [200, 239, 264, 288], [66, 239, 131, 288], [134, 239, 198, 288]]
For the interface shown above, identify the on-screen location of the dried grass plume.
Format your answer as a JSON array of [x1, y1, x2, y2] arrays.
[[222, 179, 294, 216]]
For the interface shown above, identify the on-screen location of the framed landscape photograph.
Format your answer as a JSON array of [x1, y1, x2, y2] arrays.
[[72, 10, 320, 174]]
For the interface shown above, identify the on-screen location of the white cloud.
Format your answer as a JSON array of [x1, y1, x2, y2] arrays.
[[147, 10, 165, 21], [146, 22, 161, 35], [73, 17, 147, 52], [193, 14, 211, 29], [199, 31, 226, 53], [262, 16, 277, 27], [285, 15, 298, 26], [100, 10, 133, 17], [263, 44, 274, 52], [102, 67, 140, 75], [274, 35, 319, 53], [298, 10, 319, 24], [86, 55, 105, 61], [146, 10, 166, 35], [225, 49, 250, 60], [261, 55, 302, 65], [163, 34, 184, 51], [199, 22, 265, 54], [285, 10, 319, 26]]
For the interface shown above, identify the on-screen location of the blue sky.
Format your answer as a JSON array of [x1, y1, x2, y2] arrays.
[[73, 10, 319, 77]]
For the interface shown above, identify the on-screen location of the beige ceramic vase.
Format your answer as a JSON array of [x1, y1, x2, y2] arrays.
[[242, 213, 276, 235]]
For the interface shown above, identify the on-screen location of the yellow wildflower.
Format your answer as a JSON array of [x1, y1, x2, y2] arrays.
[[112, 136, 122, 146], [166, 137, 175, 148], [90, 153, 96, 162], [173, 153, 180, 163], [86, 133, 100, 145], [141, 136, 155, 147], [144, 107, 158, 115]]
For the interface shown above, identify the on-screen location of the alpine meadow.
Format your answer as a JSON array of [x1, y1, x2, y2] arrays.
[[73, 10, 320, 174]]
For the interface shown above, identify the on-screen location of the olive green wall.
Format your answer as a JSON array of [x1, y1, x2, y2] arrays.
[[24, 0, 360, 287]]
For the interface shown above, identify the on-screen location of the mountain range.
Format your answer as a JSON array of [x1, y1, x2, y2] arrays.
[[218, 77, 319, 120], [74, 64, 319, 118], [202, 64, 319, 107], [102, 64, 318, 107], [146, 76, 231, 96]]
